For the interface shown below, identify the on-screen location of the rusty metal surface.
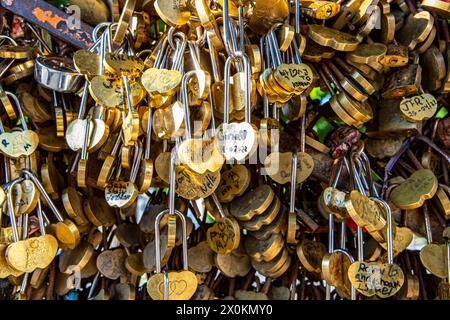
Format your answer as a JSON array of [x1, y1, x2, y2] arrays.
[[0, 0, 94, 49]]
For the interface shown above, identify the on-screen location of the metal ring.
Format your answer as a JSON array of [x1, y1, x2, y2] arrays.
[[93, 22, 112, 41], [0, 35, 18, 46], [167, 27, 177, 50]]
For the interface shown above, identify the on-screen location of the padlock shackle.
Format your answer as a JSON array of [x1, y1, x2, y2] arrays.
[[125, 31, 136, 57], [228, 20, 243, 72], [347, 155, 367, 196], [77, 81, 90, 120], [0, 35, 17, 46], [291, 36, 303, 64], [168, 148, 177, 216], [5, 91, 28, 130], [265, 35, 275, 70], [355, 159, 369, 191], [21, 208, 28, 241], [360, 152, 378, 197], [300, 115, 306, 152], [170, 32, 187, 73], [222, 51, 251, 124], [99, 29, 108, 75], [223, 56, 233, 124], [154, 209, 188, 273], [371, 198, 394, 265], [36, 199, 46, 237], [25, 22, 52, 54], [22, 169, 64, 222], [326, 211, 335, 300], [222, 0, 235, 58], [80, 114, 91, 160], [206, 33, 221, 82], [163, 270, 169, 300], [93, 22, 111, 42], [259, 36, 270, 119], [211, 193, 226, 219], [153, 36, 170, 69], [268, 23, 284, 67], [122, 75, 134, 114], [87, 272, 101, 300], [106, 22, 132, 53], [241, 53, 252, 123], [343, 156, 365, 261], [0, 37, 16, 78], [6, 177, 24, 242], [181, 70, 197, 139], [130, 140, 143, 184], [295, 0, 301, 34], [145, 108, 152, 159], [167, 27, 177, 51], [289, 152, 298, 212], [187, 41, 202, 72], [237, 5, 245, 52], [330, 157, 344, 188]]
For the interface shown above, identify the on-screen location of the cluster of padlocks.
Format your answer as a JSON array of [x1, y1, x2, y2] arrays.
[[0, 0, 448, 300]]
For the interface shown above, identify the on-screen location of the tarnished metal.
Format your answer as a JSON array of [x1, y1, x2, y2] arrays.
[[0, 0, 94, 49]]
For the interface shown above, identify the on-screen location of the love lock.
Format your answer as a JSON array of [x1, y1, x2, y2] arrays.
[[0, 92, 39, 159], [215, 52, 258, 162], [147, 152, 198, 300]]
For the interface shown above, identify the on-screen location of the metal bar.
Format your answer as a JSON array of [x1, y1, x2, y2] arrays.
[[0, 0, 94, 49]]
